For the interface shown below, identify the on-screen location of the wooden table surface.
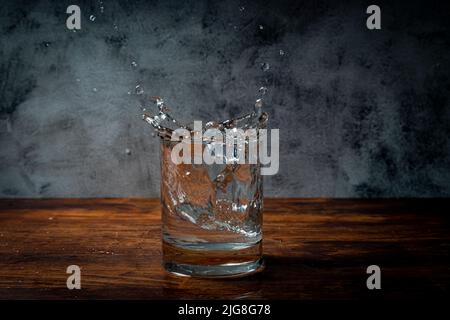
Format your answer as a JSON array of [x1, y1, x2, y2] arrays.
[[0, 198, 449, 300]]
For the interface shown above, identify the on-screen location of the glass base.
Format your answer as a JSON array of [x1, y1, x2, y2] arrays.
[[162, 239, 264, 278], [164, 259, 264, 278]]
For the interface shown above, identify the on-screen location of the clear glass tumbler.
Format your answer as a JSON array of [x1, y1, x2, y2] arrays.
[[160, 138, 264, 277]]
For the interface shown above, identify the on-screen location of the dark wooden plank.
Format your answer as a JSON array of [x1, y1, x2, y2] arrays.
[[0, 198, 449, 299]]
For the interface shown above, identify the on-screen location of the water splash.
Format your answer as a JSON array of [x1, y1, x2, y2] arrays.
[[142, 95, 267, 141], [140, 41, 273, 236], [89, 15, 96, 22]]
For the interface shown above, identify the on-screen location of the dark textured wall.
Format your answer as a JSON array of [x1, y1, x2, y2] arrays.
[[0, 0, 449, 197]]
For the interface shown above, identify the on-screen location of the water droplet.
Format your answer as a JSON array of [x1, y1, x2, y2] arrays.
[[185, 172, 191, 176], [260, 62, 270, 72], [76, 78, 80, 82], [154, 97, 165, 110], [113, 24, 118, 30], [89, 15, 96, 22], [127, 91, 131, 95], [44, 42, 50, 47], [135, 85, 144, 95], [259, 86, 268, 95], [279, 49, 285, 56], [239, 6, 245, 12], [131, 61, 137, 67], [48, 217, 54, 220], [205, 121, 219, 129], [255, 99, 263, 109], [259, 25, 264, 30], [100, 6, 104, 13], [93, 87, 98, 92], [125, 148, 131, 155]]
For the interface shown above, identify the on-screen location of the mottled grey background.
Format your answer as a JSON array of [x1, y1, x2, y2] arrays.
[[0, 0, 449, 198]]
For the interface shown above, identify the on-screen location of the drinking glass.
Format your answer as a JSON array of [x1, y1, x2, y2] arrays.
[[160, 136, 264, 278]]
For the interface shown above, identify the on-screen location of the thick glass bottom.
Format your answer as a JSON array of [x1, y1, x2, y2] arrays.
[[162, 239, 264, 278]]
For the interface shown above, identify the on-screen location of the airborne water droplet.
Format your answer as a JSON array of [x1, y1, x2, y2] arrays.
[[259, 25, 264, 30], [135, 85, 144, 95], [259, 86, 268, 95], [89, 15, 96, 21], [260, 62, 270, 72], [279, 49, 285, 56], [125, 148, 131, 155], [93, 87, 98, 92], [239, 6, 245, 12], [131, 61, 137, 67]]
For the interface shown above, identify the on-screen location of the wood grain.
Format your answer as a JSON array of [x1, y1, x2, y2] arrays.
[[0, 198, 449, 299]]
